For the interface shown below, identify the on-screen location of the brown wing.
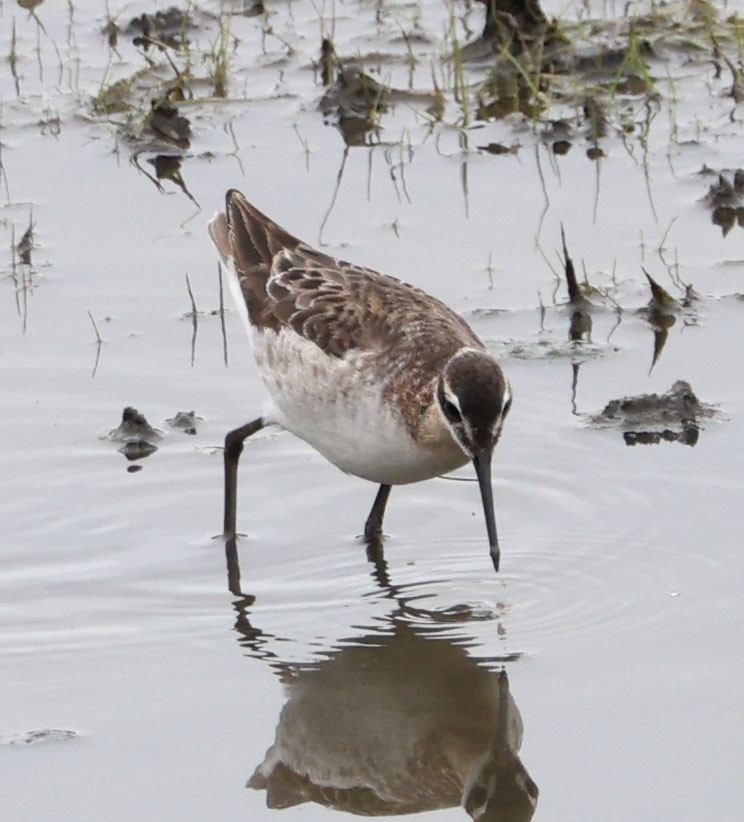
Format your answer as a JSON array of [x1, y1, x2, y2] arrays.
[[217, 189, 482, 359], [266, 249, 482, 359]]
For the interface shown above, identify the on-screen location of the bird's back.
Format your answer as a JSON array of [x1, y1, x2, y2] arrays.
[[209, 190, 483, 365]]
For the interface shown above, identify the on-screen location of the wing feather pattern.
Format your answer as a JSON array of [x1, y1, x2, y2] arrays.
[[222, 190, 481, 363]]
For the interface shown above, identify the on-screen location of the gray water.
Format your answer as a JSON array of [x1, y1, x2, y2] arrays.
[[2, 1, 743, 819]]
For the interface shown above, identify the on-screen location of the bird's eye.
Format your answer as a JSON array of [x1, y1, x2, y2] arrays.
[[442, 398, 462, 423]]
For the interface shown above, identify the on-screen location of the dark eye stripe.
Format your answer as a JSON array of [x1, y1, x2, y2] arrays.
[[443, 398, 462, 422]]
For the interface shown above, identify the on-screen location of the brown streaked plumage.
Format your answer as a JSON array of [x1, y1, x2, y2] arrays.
[[209, 189, 512, 571]]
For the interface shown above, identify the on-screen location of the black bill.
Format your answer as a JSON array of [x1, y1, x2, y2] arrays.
[[473, 448, 500, 572]]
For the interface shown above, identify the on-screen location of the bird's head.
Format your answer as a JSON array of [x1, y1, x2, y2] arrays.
[[436, 348, 512, 570]]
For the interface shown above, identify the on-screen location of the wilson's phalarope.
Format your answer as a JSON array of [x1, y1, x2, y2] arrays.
[[209, 190, 512, 570]]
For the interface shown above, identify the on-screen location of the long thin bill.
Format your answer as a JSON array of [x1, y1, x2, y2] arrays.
[[473, 449, 500, 572]]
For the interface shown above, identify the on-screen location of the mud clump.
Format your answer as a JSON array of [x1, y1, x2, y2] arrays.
[[146, 97, 192, 147], [166, 410, 200, 435], [703, 168, 744, 236], [125, 7, 193, 50], [317, 37, 392, 145], [108, 406, 162, 460], [591, 381, 716, 446]]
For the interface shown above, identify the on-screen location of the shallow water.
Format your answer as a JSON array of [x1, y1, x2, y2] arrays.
[[2, 0, 744, 819]]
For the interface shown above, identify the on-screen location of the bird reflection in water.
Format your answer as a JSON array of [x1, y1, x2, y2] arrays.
[[225, 543, 538, 821]]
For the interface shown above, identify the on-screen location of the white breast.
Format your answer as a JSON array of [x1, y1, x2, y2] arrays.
[[250, 327, 467, 485]]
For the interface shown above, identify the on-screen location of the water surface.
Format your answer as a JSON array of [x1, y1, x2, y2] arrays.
[[2, 0, 744, 819]]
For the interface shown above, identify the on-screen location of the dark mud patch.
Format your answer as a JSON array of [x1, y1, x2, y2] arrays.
[[166, 410, 201, 435], [108, 406, 162, 444], [319, 63, 389, 147], [1, 729, 79, 746], [107, 406, 162, 461], [589, 380, 717, 446], [702, 167, 744, 236]]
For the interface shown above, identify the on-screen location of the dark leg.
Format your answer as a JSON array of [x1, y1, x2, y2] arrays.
[[223, 417, 265, 539], [364, 484, 392, 585], [364, 484, 392, 542], [224, 534, 255, 605]]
